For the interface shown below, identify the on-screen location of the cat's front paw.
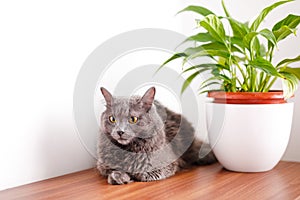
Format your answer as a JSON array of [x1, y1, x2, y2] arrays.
[[108, 171, 132, 185]]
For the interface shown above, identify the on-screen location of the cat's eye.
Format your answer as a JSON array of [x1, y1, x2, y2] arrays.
[[129, 116, 138, 124], [108, 116, 116, 123]]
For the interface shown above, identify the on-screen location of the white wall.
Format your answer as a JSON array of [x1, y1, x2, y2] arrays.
[[1, 0, 299, 191], [0, 0, 183, 190]]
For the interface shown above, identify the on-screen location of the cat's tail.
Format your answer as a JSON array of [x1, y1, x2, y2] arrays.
[[195, 142, 218, 165], [180, 139, 218, 167]]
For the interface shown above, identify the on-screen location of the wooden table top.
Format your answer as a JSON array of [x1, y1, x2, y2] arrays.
[[1, 162, 300, 200]]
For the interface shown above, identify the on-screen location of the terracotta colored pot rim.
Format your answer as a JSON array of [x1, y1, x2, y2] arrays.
[[207, 90, 287, 104]]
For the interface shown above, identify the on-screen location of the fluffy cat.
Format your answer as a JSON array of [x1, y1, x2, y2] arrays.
[[97, 87, 216, 185]]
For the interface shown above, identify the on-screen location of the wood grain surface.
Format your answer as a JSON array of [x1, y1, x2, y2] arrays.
[[1, 162, 300, 200]]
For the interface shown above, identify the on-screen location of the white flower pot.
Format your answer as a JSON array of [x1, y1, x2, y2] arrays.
[[206, 102, 294, 172]]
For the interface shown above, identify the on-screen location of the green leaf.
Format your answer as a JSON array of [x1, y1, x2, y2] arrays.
[[157, 53, 186, 72], [249, 57, 283, 77], [199, 81, 221, 91], [229, 36, 246, 49], [250, 0, 294, 31], [260, 43, 267, 57], [186, 49, 231, 61], [200, 75, 229, 89], [161, 53, 186, 66], [182, 63, 229, 74], [218, 74, 232, 83], [281, 67, 300, 80], [227, 17, 249, 38], [211, 68, 221, 76], [243, 30, 277, 51], [177, 5, 215, 16], [277, 55, 300, 67], [183, 32, 216, 43], [252, 37, 261, 57], [259, 29, 277, 47], [181, 71, 200, 94], [184, 46, 203, 56], [280, 71, 298, 98], [184, 41, 240, 58], [273, 14, 300, 30], [181, 67, 211, 76], [273, 14, 300, 41], [243, 32, 258, 50], [206, 42, 242, 53], [181, 65, 214, 76], [199, 14, 226, 44], [273, 26, 295, 42], [201, 42, 232, 52]]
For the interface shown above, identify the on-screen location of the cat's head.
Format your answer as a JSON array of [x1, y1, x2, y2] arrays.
[[100, 87, 163, 146]]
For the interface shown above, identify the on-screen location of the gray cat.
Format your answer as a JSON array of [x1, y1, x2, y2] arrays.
[[97, 87, 216, 185]]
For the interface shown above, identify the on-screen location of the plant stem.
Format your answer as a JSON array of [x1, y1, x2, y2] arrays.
[[258, 72, 265, 92], [229, 57, 237, 92], [269, 46, 274, 63], [265, 77, 277, 91], [234, 61, 247, 88], [251, 68, 257, 91], [261, 75, 271, 92], [236, 78, 243, 89]]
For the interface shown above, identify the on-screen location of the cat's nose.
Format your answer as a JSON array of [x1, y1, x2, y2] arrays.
[[117, 131, 124, 136]]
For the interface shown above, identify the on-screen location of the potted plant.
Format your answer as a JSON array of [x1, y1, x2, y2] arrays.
[[160, 0, 300, 172]]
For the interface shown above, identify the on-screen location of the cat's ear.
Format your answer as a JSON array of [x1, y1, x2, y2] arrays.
[[141, 87, 156, 112], [100, 87, 113, 107]]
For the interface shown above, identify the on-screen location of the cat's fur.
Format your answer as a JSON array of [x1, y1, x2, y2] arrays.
[[97, 87, 216, 185]]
